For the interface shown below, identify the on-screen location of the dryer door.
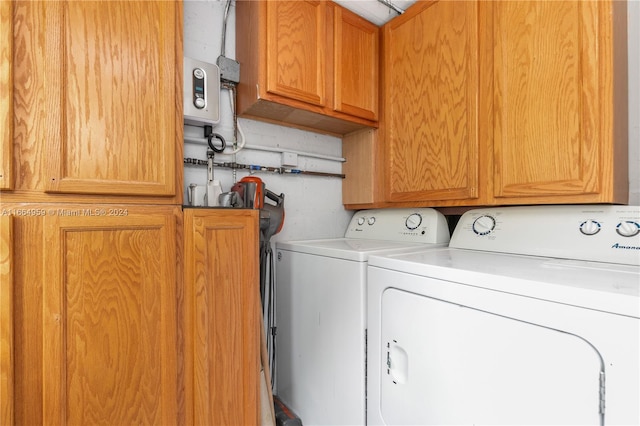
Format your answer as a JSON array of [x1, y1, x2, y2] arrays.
[[380, 288, 603, 425]]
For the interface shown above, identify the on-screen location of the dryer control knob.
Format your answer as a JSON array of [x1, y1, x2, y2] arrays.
[[357, 217, 365, 226], [405, 213, 423, 230], [616, 221, 640, 237], [472, 215, 496, 235], [579, 220, 601, 236], [368, 217, 376, 226]]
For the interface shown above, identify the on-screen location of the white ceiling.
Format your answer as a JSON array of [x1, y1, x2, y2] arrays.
[[333, 0, 417, 26]]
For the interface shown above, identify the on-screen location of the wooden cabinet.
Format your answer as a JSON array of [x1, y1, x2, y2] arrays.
[[183, 209, 260, 426], [0, 0, 12, 191], [6, 0, 183, 203], [490, 0, 628, 204], [333, 5, 379, 121], [1, 215, 13, 425], [264, 0, 327, 109], [2, 205, 262, 426], [5, 205, 181, 425], [2, 2, 264, 425], [236, 0, 379, 136], [382, 0, 483, 206], [343, 0, 628, 208]]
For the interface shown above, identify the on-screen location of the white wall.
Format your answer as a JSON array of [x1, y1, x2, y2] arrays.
[[183, 0, 353, 242], [183, 0, 640, 244]]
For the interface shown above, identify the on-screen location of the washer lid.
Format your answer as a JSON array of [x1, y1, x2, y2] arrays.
[[276, 238, 446, 262], [368, 248, 640, 318]]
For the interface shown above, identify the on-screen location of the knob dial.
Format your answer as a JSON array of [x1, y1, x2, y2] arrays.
[[472, 215, 496, 235], [405, 213, 423, 230], [357, 217, 365, 226], [579, 220, 601, 236], [194, 97, 206, 109], [367, 217, 376, 226], [193, 68, 205, 79], [616, 221, 640, 237]]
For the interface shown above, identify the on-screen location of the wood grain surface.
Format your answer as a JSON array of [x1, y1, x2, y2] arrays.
[[493, 0, 599, 198], [384, 0, 479, 202], [0, 0, 12, 190], [184, 209, 260, 426], [10, 1, 181, 199], [0, 215, 13, 425], [39, 206, 179, 425], [267, 0, 326, 106]]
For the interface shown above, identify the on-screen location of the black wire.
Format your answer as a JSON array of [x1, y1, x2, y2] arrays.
[[207, 133, 226, 153]]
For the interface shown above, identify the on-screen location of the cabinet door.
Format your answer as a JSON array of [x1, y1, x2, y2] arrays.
[[383, 1, 482, 203], [0, 215, 13, 425], [184, 209, 260, 426], [41, 206, 179, 425], [492, 0, 625, 202], [0, 0, 11, 190], [266, 0, 326, 107], [14, 1, 180, 197], [333, 5, 379, 121]]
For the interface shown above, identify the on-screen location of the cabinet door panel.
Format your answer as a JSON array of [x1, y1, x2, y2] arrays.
[[334, 6, 379, 121], [0, 0, 12, 190], [384, 1, 479, 203], [42, 208, 178, 425], [41, 1, 178, 196], [266, 0, 326, 107], [493, 1, 600, 198], [0, 215, 13, 424], [184, 209, 259, 426]]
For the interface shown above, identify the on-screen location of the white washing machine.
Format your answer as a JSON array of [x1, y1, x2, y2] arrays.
[[275, 208, 450, 426], [367, 205, 640, 425]]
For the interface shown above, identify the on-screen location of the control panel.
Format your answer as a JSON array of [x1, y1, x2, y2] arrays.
[[345, 208, 450, 244], [450, 205, 640, 266], [184, 57, 220, 126]]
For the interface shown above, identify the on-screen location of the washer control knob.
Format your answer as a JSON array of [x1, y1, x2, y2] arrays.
[[616, 221, 640, 237], [368, 217, 376, 226], [357, 217, 365, 226], [579, 220, 601, 236], [472, 215, 496, 235], [405, 213, 423, 230]]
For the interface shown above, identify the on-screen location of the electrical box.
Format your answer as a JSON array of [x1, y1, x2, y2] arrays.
[[184, 57, 220, 126]]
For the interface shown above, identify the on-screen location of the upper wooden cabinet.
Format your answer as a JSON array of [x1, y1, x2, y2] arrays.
[[383, 0, 482, 205], [236, 0, 379, 136], [343, 0, 628, 208], [265, 0, 327, 108], [490, 0, 628, 204], [6, 1, 183, 202], [333, 5, 379, 121]]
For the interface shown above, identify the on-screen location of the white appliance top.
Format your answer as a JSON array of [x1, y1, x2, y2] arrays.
[[276, 208, 450, 262], [368, 248, 639, 318], [450, 205, 640, 266], [368, 205, 640, 318]]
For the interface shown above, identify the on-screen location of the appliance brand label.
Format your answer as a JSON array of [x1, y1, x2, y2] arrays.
[[611, 243, 640, 250]]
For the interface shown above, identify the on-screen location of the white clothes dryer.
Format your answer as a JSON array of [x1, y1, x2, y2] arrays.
[[367, 205, 640, 426], [275, 208, 450, 426]]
